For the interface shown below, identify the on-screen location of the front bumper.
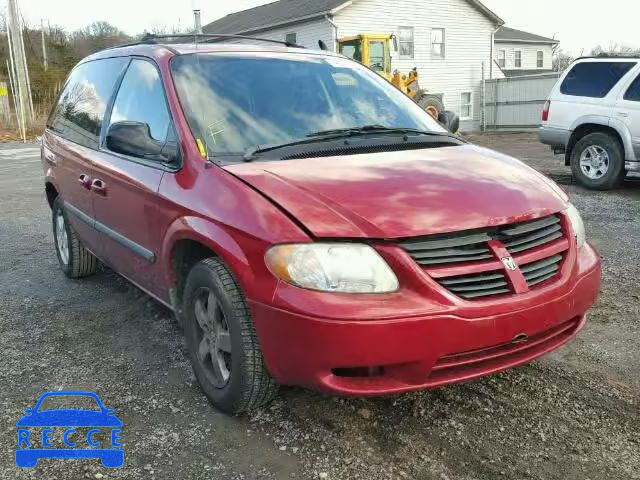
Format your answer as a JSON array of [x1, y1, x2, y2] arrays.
[[250, 245, 601, 396]]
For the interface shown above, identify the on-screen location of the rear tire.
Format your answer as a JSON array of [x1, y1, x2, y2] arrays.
[[570, 132, 625, 190], [183, 257, 278, 414], [52, 197, 97, 278], [416, 93, 444, 119]]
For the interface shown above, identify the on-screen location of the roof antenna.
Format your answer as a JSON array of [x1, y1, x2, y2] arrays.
[[318, 40, 328, 51]]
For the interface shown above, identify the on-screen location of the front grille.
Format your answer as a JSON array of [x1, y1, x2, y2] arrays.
[[438, 271, 510, 300], [397, 214, 568, 301], [399, 214, 563, 267], [521, 254, 563, 288]]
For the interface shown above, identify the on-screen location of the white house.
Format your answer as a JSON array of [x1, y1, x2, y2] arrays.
[[203, 0, 505, 132], [494, 26, 559, 77]]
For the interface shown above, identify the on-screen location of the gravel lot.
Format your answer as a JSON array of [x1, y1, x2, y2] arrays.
[[1, 134, 639, 479]]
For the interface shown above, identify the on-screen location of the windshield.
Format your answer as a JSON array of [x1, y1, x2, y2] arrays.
[[170, 52, 446, 155]]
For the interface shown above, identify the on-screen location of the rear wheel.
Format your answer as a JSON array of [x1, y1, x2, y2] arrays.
[[570, 132, 625, 190], [52, 197, 97, 278], [183, 257, 278, 414]]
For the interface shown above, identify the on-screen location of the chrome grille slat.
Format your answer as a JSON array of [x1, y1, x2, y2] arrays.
[[521, 255, 563, 288], [449, 280, 510, 292], [520, 255, 563, 273], [457, 288, 511, 299], [440, 272, 505, 286], [409, 247, 491, 259], [498, 215, 560, 236], [500, 224, 562, 248], [506, 231, 563, 253], [401, 233, 491, 251], [415, 254, 494, 266], [526, 271, 558, 287]]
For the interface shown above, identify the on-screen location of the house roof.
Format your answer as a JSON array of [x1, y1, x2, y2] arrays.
[[495, 26, 559, 44], [204, 0, 504, 36]]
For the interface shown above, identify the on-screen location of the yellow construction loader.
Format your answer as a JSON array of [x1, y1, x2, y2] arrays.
[[336, 34, 450, 122]]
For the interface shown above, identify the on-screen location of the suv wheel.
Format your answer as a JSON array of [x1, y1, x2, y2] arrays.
[[52, 197, 97, 278], [571, 132, 625, 190], [183, 257, 278, 414]]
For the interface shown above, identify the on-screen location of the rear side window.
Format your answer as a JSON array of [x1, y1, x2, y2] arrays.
[[49, 57, 127, 149], [624, 74, 640, 102], [560, 62, 636, 98]]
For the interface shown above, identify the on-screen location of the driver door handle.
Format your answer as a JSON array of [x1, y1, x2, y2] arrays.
[[78, 174, 91, 190], [90, 179, 107, 196]]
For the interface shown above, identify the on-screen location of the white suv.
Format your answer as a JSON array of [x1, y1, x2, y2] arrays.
[[539, 57, 640, 190]]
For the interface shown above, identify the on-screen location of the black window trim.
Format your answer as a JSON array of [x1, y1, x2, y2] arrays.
[[100, 55, 183, 173], [560, 61, 637, 98], [623, 70, 640, 102]]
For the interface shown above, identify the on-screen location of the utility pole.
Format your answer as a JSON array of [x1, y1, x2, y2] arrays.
[[193, 10, 202, 34], [41, 19, 48, 71], [6, 0, 33, 140]]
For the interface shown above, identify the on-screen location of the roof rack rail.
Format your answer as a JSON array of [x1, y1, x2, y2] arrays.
[[574, 55, 640, 61], [139, 33, 304, 49]]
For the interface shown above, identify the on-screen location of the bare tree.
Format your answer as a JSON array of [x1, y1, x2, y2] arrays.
[[553, 49, 574, 73], [591, 44, 640, 57]]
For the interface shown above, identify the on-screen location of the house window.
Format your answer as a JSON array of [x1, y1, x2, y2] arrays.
[[460, 92, 472, 119], [537, 50, 544, 68], [514, 50, 522, 68], [498, 49, 506, 68], [398, 26, 414, 59], [285, 32, 297, 44], [431, 28, 445, 58]]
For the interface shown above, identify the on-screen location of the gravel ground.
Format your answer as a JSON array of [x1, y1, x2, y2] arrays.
[[0, 134, 638, 480]]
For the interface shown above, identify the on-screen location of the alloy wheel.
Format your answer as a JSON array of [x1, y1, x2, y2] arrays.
[[579, 145, 610, 180], [55, 210, 70, 265], [193, 288, 232, 388]]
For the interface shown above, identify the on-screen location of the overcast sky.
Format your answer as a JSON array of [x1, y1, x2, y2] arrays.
[[13, 0, 640, 55]]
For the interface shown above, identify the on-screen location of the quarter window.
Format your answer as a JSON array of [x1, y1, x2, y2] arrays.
[[48, 57, 127, 149], [461, 92, 472, 119], [537, 51, 544, 68], [431, 28, 445, 58], [398, 27, 414, 59], [561, 62, 636, 98], [108, 59, 171, 147], [624, 74, 640, 101]]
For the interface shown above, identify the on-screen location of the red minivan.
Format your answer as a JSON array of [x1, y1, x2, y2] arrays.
[[42, 38, 601, 413]]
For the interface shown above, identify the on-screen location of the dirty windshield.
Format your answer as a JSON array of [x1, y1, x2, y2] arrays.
[[170, 52, 446, 155]]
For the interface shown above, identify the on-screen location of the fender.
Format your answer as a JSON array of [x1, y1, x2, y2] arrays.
[[160, 216, 277, 306]]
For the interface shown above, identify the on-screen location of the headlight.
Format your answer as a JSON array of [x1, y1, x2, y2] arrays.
[[265, 244, 399, 293], [564, 204, 586, 248]]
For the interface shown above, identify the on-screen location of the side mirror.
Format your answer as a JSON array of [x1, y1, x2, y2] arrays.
[[318, 40, 328, 51], [391, 35, 398, 52], [106, 121, 179, 164], [438, 110, 460, 134]]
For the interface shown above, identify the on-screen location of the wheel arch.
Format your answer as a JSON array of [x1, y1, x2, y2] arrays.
[[161, 216, 257, 311], [45, 181, 59, 209], [566, 118, 633, 166]]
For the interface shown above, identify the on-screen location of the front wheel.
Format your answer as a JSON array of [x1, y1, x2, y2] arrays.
[[570, 132, 625, 190], [183, 258, 278, 414]]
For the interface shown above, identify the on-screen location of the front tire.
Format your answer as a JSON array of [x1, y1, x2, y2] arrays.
[[570, 132, 625, 190], [183, 257, 278, 414], [52, 197, 97, 278]]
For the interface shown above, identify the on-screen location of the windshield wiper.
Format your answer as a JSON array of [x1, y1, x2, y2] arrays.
[[243, 126, 456, 162], [243, 133, 351, 161], [306, 125, 446, 138]]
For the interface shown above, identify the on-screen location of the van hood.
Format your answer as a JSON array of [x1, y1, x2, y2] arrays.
[[224, 145, 568, 239]]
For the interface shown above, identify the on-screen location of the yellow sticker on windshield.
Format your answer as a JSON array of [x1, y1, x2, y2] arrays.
[[195, 138, 207, 158]]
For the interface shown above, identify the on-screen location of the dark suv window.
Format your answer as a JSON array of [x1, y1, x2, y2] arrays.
[[624, 74, 640, 101], [560, 62, 636, 98], [107, 59, 171, 146], [48, 57, 127, 149]]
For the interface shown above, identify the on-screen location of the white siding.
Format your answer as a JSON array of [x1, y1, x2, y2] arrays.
[[248, 19, 336, 51], [333, 0, 497, 132], [495, 43, 554, 71]]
